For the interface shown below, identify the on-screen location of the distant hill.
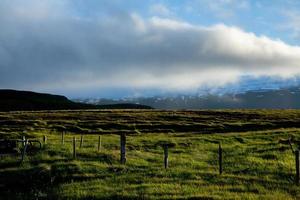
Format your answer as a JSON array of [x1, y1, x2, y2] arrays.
[[75, 87, 300, 109], [0, 90, 152, 111]]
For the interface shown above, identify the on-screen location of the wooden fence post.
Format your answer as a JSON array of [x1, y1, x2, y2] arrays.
[[80, 135, 84, 148], [219, 142, 223, 175], [296, 149, 299, 185], [43, 135, 47, 145], [98, 135, 102, 152], [288, 137, 295, 154], [163, 144, 169, 169], [22, 136, 26, 147], [73, 137, 76, 159], [20, 139, 29, 164], [61, 132, 65, 145], [120, 133, 126, 164]]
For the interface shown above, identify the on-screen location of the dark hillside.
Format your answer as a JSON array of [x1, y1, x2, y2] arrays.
[[0, 90, 152, 111]]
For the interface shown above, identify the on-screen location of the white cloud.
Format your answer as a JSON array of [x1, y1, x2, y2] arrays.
[[149, 17, 194, 30], [0, 0, 300, 94], [131, 13, 147, 33]]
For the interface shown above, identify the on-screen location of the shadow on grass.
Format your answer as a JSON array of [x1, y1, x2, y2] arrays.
[[0, 166, 52, 200]]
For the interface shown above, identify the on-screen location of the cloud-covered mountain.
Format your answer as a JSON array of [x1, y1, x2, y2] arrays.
[[75, 86, 300, 109]]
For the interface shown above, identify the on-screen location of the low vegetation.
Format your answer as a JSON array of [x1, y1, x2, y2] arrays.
[[1, 110, 300, 199]]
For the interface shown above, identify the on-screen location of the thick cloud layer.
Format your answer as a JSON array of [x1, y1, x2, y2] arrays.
[[1, 0, 300, 95]]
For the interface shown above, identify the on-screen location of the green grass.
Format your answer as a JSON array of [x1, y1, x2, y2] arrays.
[[1, 110, 300, 199]]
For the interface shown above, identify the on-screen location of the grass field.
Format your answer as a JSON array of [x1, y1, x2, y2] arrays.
[[1, 109, 300, 199]]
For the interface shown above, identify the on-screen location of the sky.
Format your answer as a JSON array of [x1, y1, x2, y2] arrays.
[[1, 0, 300, 98]]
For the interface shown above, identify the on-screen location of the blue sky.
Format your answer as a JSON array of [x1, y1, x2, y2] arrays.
[[69, 0, 300, 45], [1, 0, 300, 98]]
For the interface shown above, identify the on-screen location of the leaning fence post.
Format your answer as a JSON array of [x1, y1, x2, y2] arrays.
[[20, 139, 29, 164], [288, 137, 295, 154], [120, 133, 126, 164], [61, 132, 65, 145], [80, 135, 84, 148], [163, 144, 169, 169], [219, 142, 223, 175], [43, 135, 47, 145], [73, 137, 76, 159], [98, 135, 102, 152], [296, 149, 299, 185]]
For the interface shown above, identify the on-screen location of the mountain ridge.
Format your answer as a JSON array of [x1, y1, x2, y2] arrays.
[[74, 87, 300, 109]]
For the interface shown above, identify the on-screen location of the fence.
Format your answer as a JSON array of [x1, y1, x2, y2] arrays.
[[2, 133, 300, 185]]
